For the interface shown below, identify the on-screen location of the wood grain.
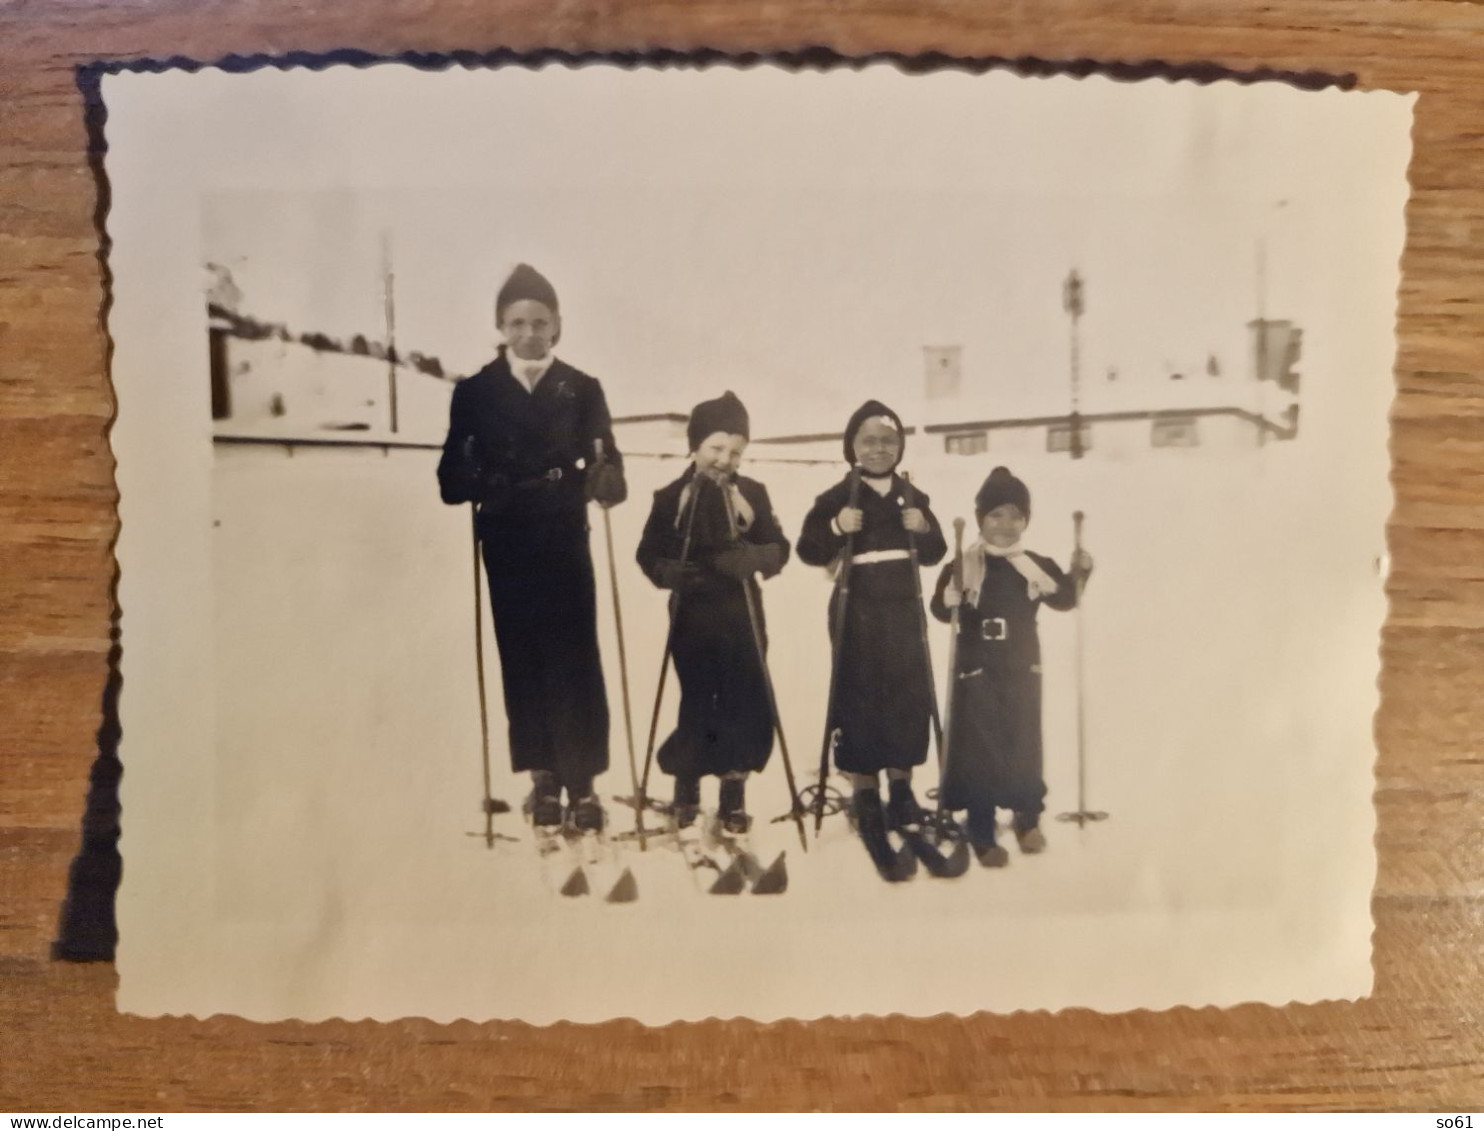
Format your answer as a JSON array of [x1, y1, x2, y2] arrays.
[[3, 0, 1484, 1111]]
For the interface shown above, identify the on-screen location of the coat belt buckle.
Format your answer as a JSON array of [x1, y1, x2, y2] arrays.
[[543, 467, 563, 483], [981, 617, 1008, 641]]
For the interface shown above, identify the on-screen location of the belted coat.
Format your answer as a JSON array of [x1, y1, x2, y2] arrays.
[[796, 473, 946, 775], [437, 351, 623, 784], [929, 550, 1077, 817]]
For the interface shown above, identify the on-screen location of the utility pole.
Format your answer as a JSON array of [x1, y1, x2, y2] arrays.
[[1063, 269, 1085, 459], [382, 232, 399, 435]]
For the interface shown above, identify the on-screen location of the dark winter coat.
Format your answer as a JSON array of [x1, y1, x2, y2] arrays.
[[930, 549, 1079, 818], [436, 352, 624, 786], [796, 473, 946, 775], [438, 352, 624, 533], [636, 468, 790, 779]]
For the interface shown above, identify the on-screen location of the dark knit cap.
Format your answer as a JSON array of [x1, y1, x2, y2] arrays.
[[496, 263, 559, 320], [687, 390, 750, 451], [843, 399, 906, 467], [975, 466, 1031, 522]]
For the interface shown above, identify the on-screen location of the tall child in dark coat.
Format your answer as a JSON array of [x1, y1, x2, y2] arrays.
[[797, 400, 946, 878], [437, 264, 627, 832], [636, 392, 790, 833], [930, 466, 1093, 866]]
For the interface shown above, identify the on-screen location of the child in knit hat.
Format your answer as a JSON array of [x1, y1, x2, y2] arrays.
[[930, 466, 1093, 865], [796, 400, 947, 881], [636, 391, 790, 833], [438, 263, 625, 834]]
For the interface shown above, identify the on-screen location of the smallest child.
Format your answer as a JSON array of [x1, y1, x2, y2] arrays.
[[930, 466, 1093, 866]]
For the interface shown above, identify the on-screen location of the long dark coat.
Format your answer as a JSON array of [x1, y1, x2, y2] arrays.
[[636, 469, 790, 779], [930, 550, 1077, 818], [796, 474, 946, 775], [437, 352, 622, 784]]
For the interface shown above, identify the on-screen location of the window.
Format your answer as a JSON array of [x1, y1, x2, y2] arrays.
[[944, 431, 987, 456], [1047, 423, 1093, 454], [1151, 416, 1200, 448], [209, 327, 231, 421]]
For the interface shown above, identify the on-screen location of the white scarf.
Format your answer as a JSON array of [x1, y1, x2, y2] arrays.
[[507, 350, 555, 391], [958, 539, 1059, 606], [675, 475, 754, 533]]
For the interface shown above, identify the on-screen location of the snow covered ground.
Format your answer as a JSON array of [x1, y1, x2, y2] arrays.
[[200, 433, 1381, 1022]]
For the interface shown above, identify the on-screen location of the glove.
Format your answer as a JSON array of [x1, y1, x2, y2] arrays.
[[442, 464, 480, 505], [585, 460, 627, 508], [941, 583, 962, 609], [440, 437, 484, 505], [653, 559, 701, 591], [901, 507, 929, 535], [713, 543, 784, 581]]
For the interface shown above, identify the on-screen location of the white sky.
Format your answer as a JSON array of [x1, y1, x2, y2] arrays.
[[189, 64, 1403, 436]]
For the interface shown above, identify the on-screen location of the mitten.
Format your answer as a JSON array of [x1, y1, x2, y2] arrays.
[[901, 507, 929, 535], [440, 437, 483, 505], [834, 506, 863, 534], [586, 460, 628, 507], [713, 543, 784, 581], [443, 465, 480, 505], [749, 543, 785, 579], [653, 559, 700, 591]]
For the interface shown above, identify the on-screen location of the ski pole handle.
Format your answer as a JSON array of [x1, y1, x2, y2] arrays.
[[951, 517, 966, 589], [901, 470, 919, 544], [838, 467, 862, 582], [1071, 510, 1089, 597]]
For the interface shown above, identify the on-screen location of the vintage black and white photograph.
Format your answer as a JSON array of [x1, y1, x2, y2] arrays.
[[102, 61, 1411, 1024]]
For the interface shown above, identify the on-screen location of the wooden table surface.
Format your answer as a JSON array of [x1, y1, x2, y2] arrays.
[[3, 0, 1483, 1112]]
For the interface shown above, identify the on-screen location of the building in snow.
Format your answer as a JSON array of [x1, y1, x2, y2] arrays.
[[207, 302, 458, 447], [206, 271, 1302, 471], [749, 316, 1302, 466]]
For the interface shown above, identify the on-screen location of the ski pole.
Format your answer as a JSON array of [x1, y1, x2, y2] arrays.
[[471, 505, 500, 846], [1073, 510, 1087, 816], [814, 469, 862, 836], [1057, 510, 1108, 827], [637, 472, 703, 820], [901, 472, 945, 762], [719, 477, 809, 853], [593, 440, 645, 848], [940, 517, 967, 820]]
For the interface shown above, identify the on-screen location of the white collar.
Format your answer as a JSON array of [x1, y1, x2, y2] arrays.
[[507, 350, 556, 391]]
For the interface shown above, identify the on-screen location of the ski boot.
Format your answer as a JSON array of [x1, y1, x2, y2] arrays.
[[967, 809, 1010, 868], [717, 774, 751, 836], [884, 778, 926, 832], [672, 775, 701, 829], [974, 841, 1010, 868], [527, 771, 564, 828], [570, 793, 605, 833], [1013, 813, 1047, 855], [967, 801, 1015, 860], [893, 792, 972, 879], [851, 789, 916, 882]]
